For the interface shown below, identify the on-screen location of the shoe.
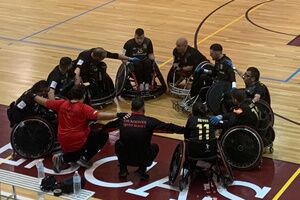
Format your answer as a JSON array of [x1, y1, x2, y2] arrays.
[[118, 168, 129, 178], [77, 156, 93, 169], [52, 153, 64, 173], [135, 168, 150, 180]]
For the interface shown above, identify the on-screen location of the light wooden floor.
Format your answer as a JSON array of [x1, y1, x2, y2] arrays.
[[0, 0, 299, 178]]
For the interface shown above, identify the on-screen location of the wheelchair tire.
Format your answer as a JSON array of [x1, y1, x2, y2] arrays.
[[169, 141, 185, 184], [221, 126, 263, 170], [206, 81, 231, 115], [115, 63, 129, 97], [11, 117, 55, 159], [262, 126, 275, 148], [256, 100, 274, 127], [217, 141, 234, 183], [153, 62, 167, 92]]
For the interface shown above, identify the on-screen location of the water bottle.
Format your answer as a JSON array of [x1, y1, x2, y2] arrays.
[[36, 159, 45, 200], [73, 171, 81, 197]]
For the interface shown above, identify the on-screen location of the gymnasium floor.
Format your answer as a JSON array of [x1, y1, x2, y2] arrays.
[[0, 0, 300, 199]]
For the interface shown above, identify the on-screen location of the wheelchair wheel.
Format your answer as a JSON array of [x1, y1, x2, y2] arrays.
[[262, 126, 275, 148], [256, 100, 274, 127], [206, 81, 231, 115], [115, 63, 130, 96], [153, 62, 167, 92], [169, 141, 185, 184], [221, 126, 263, 170], [217, 141, 234, 185], [11, 117, 55, 159]]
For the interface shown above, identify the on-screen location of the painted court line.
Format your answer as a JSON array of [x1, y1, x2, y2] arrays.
[[158, 2, 267, 69], [272, 167, 300, 200], [19, 0, 116, 41]]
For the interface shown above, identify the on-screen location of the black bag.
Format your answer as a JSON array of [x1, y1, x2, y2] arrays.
[[40, 175, 58, 192], [55, 176, 86, 194]]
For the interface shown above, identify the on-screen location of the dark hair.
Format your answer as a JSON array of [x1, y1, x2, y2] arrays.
[[92, 47, 106, 60], [59, 57, 72, 70], [131, 96, 144, 111], [30, 80, 49, 93], [231, 88, 246, 103], [69, 85, 86, 100], [135, 28, 144, 36], [247, 67, 260, 82], [210, 43, 223, 52], [192, 102, 207, 117]]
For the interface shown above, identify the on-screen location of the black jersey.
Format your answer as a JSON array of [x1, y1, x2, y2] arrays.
[[223, 99, 260, 128], [119, 112, 184, 151], [173, 46, 208, 70], [185, 116, 215, 140], [75, 48, 118, 77], [123, 37, 154, 60], [245, 81, 270, 104], [47, 66, 69, 95], [7, 90, 39, 126], [212, 55, 236, 83]]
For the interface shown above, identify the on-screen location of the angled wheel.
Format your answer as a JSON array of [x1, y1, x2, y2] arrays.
[[169, 141, 185, 184], [256, 100, 274, 127], [11, 117, 55, 159], [206, 81, 231, 114], [221, 126, 263, 170]]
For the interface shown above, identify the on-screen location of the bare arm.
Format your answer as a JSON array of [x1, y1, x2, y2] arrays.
[[33, 96, 48, 107], [74, 67, 82, 85], [235, 67, 243, 78], [118, 54, 130, 61], [148, 53, 155, 61], [182, 65, 193, 72], [253, 94, 261, 103], [97, 112, 117, 120], [48, 89, 55, 100]]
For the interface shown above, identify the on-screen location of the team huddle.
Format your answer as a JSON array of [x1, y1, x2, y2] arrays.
[[7, 28, 274, 182]]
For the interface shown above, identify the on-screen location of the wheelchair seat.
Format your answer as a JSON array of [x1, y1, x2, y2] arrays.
[[172, 61, 214, 114], [82, 62, 115, 107], [169, 140, 233, 191], [115, 62, 166, 99]]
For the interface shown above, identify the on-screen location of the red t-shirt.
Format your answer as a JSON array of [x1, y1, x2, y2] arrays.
[[46, 99, 98, 152]]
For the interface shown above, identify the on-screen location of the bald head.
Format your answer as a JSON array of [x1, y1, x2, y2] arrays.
[[176, 38, 188, 54]]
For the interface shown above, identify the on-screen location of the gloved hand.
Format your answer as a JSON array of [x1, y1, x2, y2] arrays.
[[128, 57, 141, 64], [210, 115, 223, 125], [116, 112, 129, 119]]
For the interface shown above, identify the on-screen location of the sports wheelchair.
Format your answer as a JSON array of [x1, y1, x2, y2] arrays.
[[81, 62, 116, 107], [115, 61, 166, 99], [172, 61, 214, 113], [10, 106, 58, 159], [169, 139, 234, 191]]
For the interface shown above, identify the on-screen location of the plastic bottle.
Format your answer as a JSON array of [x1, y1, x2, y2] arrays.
[[36, 159, 45, 200], [73, 171, 81, 197]]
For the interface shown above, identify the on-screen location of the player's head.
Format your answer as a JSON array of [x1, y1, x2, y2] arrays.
[[243, 67, 260, 86], [192, 101, 208, 117], [31, 80, 49, 98], [176, 38, 188, 54], [131, 96, 145, 113], [134, 28, 145, 45], [231, 88, 246, 105], [69, 85, 86, 101], [210, 43, 223, 60], [91, 47, 107, 61], [59, 57, 72, 74]]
